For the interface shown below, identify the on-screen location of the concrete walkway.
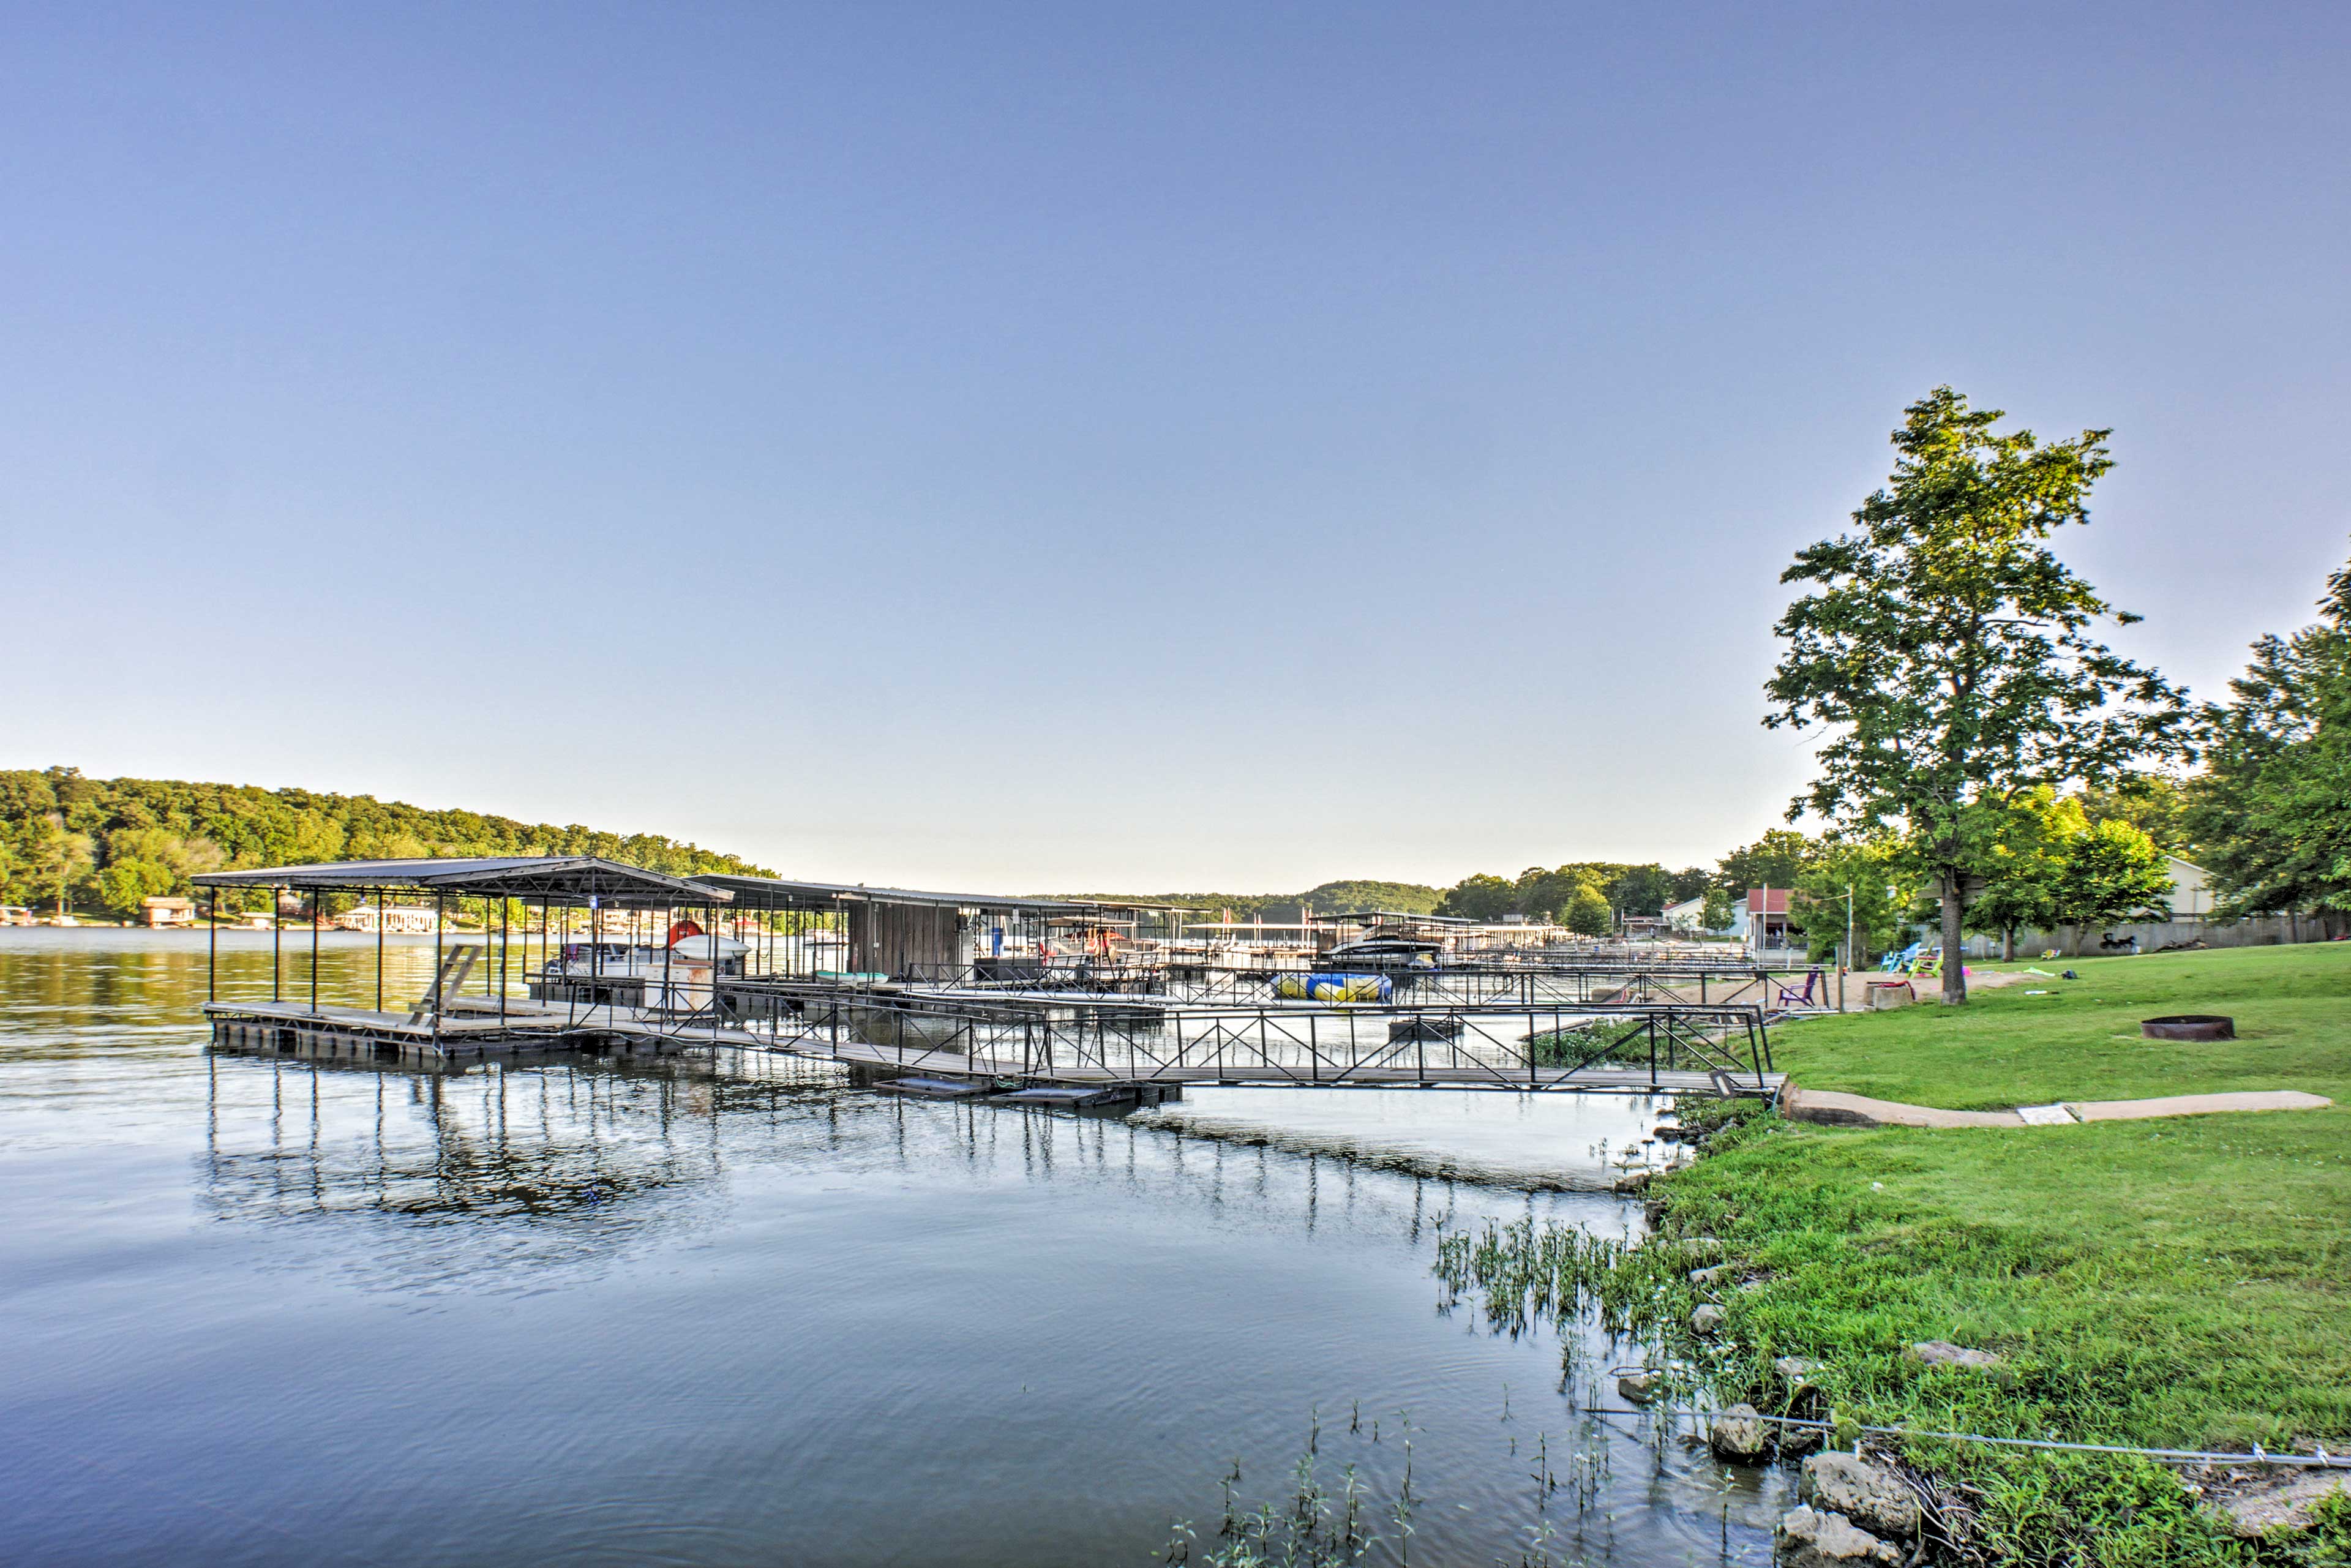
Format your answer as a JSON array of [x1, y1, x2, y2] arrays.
[[1783, 1084, 2332, 1128]]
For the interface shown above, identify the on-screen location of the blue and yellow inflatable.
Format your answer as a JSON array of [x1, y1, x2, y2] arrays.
[[1272, 973, 1393, 1003]]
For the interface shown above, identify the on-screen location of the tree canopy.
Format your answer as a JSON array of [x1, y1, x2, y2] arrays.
[[1431, 861, 1706, 924], [1714, 830, 1815, 898], [2185, 542, 2351, 918], [1561, 880, 1613, 937], [1298, 879, 1443, 916], [1764, 388, 2187, 1002], [1965, 790, 2172, 954]]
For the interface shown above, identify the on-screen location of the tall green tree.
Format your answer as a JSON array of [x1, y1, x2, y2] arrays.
[[1787, 836, 1918, 963], [2074, 773, 2192, 856], [2048, 816, 2172, 952], [1435, 873, 1517, 921], [1714, 830, 1814, 899], [94, 858, 176, 917], [1966, 792, 2170, 955], [1764, 389, 2188, 1002], [2183, 544, 2351, 920], [1562, 880, 1613, 937], [1964, 790, 2070, 960], [26, 815, 93, 915], [1606, 863, 1675, 917]]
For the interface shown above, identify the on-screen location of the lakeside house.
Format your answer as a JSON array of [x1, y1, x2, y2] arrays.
[[141, 896, 197, 928], [1662, 895, 1711, 933], [1742, 888, 1793, 953], [2165, 856, 2215, 920]]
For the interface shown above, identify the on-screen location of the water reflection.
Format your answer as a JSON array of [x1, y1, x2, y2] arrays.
[[194, 1039, 1547, 1293], [200, 1050, 764, 1289]]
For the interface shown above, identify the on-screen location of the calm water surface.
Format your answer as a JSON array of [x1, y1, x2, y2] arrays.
[[0, 932, 1790, 1566]]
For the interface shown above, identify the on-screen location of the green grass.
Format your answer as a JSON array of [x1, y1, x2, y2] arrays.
[[1643, 945, 2351, 1562], [1775, 943, 2351, 1109]]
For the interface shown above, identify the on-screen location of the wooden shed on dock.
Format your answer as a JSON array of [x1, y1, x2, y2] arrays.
[[696, 874, 1168, 980]]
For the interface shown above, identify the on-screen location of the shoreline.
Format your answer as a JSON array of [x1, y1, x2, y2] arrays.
[[1620, 944, 2351, 1560]]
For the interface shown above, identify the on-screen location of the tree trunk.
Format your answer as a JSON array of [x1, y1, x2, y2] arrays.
[[2001, 926, 2015, 962], [1940, 877, 1968, 1005]]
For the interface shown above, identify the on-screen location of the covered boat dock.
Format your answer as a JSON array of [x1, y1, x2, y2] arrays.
[[194, 856, 744, 1061]]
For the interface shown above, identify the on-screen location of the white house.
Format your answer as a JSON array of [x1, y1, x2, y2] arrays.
[[1663, 895, 1712, 933], [2165, 857, 2216, 920]]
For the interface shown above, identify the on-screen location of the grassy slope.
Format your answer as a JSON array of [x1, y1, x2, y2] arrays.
[[1660, 946, 2351, 1561]]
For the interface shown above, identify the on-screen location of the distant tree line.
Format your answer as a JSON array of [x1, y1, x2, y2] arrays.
[[1705, 787, 2180, 962], [0, 768, 776, 918], [1431, 864, 1712, 933], [1062, 880, 1447, 922]]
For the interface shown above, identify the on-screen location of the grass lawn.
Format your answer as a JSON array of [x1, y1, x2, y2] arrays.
[[1772, 942, 2351, 1110], [1653, 945, 2351, 1562]]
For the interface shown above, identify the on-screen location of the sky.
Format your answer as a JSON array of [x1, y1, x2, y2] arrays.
[[5, 3, 2347, 892]]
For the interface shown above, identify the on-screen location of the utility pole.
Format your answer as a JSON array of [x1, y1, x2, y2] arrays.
[[1842, 882, 1856, 1012]]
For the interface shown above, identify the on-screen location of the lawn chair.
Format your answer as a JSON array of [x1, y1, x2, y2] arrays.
[[1880, 942, 1921, 973], [1776, 967, 1823, 1008]]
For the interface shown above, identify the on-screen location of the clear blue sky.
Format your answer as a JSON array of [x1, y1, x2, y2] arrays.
[[7, 4, 2346, 891]]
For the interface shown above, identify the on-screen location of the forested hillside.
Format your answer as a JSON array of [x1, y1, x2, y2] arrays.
[[0, 767, 773, 916], [1062, 879, 1444, 921]]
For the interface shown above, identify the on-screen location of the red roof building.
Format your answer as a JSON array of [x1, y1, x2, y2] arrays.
[[1745, 888, 1794, 950]]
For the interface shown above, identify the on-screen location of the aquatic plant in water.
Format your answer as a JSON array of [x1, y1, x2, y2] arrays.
[[1433, 1215, 1694, 1347], [1165, 1399, 1635, 1568]]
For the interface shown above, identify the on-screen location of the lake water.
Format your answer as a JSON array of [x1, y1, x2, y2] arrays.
[[0, 931, 1791, 1566]]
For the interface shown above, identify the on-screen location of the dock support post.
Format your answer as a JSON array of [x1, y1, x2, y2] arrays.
[[500, 898, 508, 1029], [375, 887, 384, 1012], [432, 892, 444, 1051], [310, 889, 320, 1015], [272, 888, 282, 1002], [207, 885, 217, 1003]]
